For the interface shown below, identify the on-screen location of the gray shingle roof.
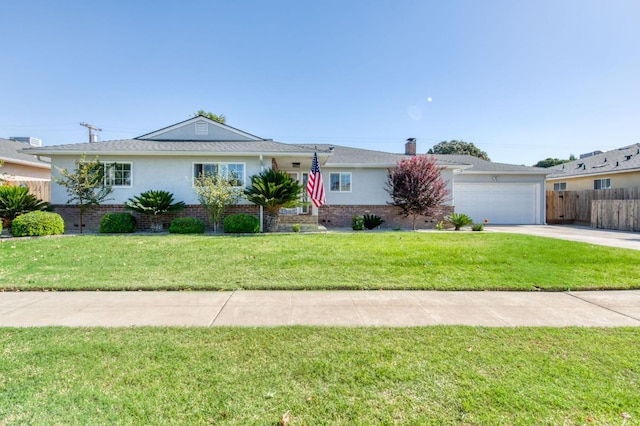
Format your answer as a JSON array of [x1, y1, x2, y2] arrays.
[[547, 143, 640, 178], [298, 144, 547, 173], [23, 139, 316, 155], [0, 138, 51, 167], [433, 154, 548, 174]]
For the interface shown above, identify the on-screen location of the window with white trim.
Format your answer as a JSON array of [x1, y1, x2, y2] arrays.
[[553, 182, 566, 191], [193, 162, 245, 186], [594, 178, 611, 190], [105, 162, 132, 187], [329, 172, 351, 192]]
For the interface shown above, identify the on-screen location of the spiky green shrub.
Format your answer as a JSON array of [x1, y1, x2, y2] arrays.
[[99, 212, 136, 233], [0, 186, 49, 223], [11, 211, 64, 237], [244, 168, 304, 232], [169, 217, 206, 234], [125, 190, 185, 231], [363, 214, 385, 230], [472, 223, 484, 232], [125, 190, 186, 217], [223, 214, 260, 233], [445, 212, 474, 231]]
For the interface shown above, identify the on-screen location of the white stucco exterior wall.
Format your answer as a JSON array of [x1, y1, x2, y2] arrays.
[[322, 167, 455, 206], [50, 155, 266, 205]]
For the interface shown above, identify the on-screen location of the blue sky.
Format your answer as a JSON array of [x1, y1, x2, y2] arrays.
[[2, 0, 639, 165]]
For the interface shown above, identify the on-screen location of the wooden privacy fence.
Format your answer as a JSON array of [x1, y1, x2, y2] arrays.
[[546, 188, 640, 230], [2, 180, 51, 202], [592, 200, 640, 231]]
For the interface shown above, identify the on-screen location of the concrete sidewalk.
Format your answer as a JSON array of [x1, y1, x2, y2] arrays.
[[1, 290, 639, 327]]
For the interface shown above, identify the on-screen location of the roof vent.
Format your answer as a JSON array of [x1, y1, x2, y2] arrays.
[[195, 121, 208, 135], [625, 155, 632, 160]]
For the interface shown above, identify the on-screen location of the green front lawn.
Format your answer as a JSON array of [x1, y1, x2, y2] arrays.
[[1, 232, 639, 291], [1, 327, 638, 425]]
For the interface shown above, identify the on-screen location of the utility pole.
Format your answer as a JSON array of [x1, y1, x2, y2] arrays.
[[80, 122, 102, 143]]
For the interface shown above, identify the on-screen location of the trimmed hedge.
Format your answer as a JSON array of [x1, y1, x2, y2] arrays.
[[99, 212, 137, 233], [11, 211, 64, 237], [223, 214, 260, 233], [169, 217, 206, 234]]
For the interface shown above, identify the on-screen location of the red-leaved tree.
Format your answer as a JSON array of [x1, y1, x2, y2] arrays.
[[386, 155, 449, 230]]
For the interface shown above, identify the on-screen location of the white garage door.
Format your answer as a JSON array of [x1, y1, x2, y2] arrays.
[[454, 184, 539, 224]]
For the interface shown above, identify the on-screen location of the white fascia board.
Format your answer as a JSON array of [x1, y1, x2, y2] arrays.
[[325, 163, 469, 169], [546, 168, 639, 180], [0, 156, 51, 169], [461, 170, 550, 176], [27, 150, 323, 157]]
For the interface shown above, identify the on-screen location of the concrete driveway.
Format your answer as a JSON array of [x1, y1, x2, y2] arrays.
[[486, 224, 640, 250]]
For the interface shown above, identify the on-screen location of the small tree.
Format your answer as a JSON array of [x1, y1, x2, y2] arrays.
[[244, 168, 304, 232], [54, 154, 112, 233], [386, 155, 449, 230], [193, 173, 244, 232]]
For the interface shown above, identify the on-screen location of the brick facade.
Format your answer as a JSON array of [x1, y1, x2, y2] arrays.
[[50, 203, 453, 232], [51, 204, 261, 233], [318, 204, 454, 229]]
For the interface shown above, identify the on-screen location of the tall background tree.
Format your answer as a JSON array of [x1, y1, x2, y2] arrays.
[[386, 155, 449, 230], [193, 173, 244, 232], [193, 110, 226, 124], [54, 155, 112, 233], [533, 154, 576, 168], [428, 140, 490, 161]]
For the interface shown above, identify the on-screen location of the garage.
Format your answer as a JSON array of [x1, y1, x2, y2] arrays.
[[453, 183, 541, 224]]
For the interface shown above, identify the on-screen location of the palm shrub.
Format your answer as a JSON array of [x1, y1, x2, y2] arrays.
[[445, 212, 474, 230], [363, 214, 385, 230], [244, 168, 304, 232], [125, 190, 186, 232], [11, 211, 64, 237], [0, 185, 49, 232]]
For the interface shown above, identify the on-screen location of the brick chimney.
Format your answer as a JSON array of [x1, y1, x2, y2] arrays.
[[405, 138, 416, 156]]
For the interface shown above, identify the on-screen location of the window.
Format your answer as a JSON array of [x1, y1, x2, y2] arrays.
[[594, 178, 611, 190], [105, 163, 132, 187], [329, 172, 351, 192], [553, 182, 567, 191], [193, 162, 245, 186]]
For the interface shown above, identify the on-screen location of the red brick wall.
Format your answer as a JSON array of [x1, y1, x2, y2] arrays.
[[51, 204, 261, 233], [318, 204, 454, 229], [50, 204, 453, 232]]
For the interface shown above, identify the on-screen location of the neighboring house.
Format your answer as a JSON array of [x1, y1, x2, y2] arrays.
[[0, 137, 51, 201], [546, 143, 640, 191], [0, 137, 51, 181], [24, 117, 548, 230]]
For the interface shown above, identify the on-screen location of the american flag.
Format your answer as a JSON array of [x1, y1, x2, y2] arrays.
[[307, 152, 326, 207]]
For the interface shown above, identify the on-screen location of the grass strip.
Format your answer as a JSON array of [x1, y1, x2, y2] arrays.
[[2, 232, 639, 291], [1, 326, 638, 425]]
